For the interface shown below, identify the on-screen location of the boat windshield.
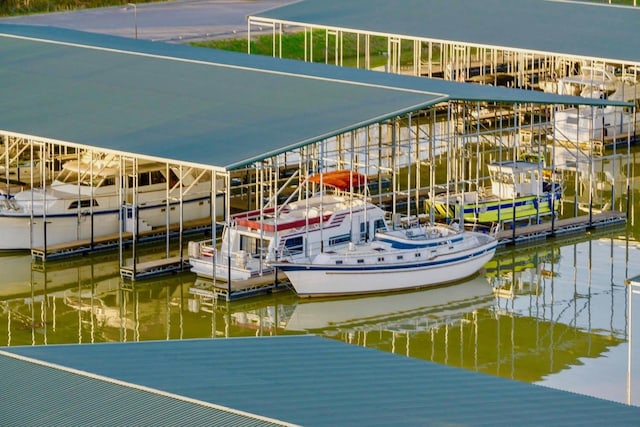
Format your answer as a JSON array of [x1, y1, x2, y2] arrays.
[[490, 170, 515, 185], [55, 163, 173, 188], [55, 167, 115, 187]]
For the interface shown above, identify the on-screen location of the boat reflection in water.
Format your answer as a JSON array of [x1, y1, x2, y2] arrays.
[[284, 275, 494, 334], [0, 226, 637, 406], [278, 238, 626, 387]]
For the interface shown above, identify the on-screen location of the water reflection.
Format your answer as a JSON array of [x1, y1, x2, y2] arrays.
[[0, 223, 638, 406]]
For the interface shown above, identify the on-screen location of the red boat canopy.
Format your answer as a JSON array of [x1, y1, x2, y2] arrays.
[[308, 170, 367, 191]]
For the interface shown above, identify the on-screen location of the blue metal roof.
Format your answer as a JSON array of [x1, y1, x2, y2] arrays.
[[0, 24, 627, 172], [254, 0, 640, 64], [0, 348, 291, 427], [3, 335, 640, 426]]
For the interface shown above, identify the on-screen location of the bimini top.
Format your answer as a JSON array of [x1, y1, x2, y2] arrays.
[[253, 0, 640, 65], [0, 24, 629, 172], [307, 170, 367, 191]]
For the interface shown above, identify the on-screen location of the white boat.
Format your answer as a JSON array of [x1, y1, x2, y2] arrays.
[[553, 146, 634, 215], [553, 74, 640, 146], [188, 170, 389, 283], [425, 161, 562, 225], [0, 153, 218, 250], [273, 220, 497, 298], [539, 64, 619, 96]]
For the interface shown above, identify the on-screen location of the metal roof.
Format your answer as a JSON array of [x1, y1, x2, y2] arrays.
[[0, 349, 291, 427], [0, 24, 629, 172], [3, 335, 640, 426], [254, 0, 640, 65]]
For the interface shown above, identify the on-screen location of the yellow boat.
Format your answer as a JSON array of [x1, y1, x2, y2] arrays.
[[426, 161, 562, 225]]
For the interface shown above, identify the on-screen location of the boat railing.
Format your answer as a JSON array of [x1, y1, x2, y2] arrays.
[[188, 239, 216, 259]]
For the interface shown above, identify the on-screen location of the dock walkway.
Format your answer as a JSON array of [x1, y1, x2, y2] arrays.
[[189, 273, 290, 302], [496, 210, 626, 246], [120, 256, 190, 281], [31, 218, 217, 261]]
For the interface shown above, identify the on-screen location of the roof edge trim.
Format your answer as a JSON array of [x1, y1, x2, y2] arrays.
[[223, 97, 449, 170]]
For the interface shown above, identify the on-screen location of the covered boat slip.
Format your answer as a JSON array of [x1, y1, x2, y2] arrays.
[[0, 138, 226, 265], [251, 0, 640, 146], [250, 0, 640, 83], [0, 24, 631, 287]]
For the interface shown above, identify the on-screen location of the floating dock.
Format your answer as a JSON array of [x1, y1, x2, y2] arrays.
[[189, 274, 291, 302], [496, 210, 626, 246], [119, 256, 190, 281], [31, 218, 219, 262]]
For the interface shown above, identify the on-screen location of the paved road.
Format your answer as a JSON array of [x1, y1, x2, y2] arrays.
[[0, 0, 294, 42]]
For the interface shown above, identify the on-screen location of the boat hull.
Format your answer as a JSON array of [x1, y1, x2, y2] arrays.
[[428, 194, 557, 224], [278, 241, 496, 298], [0, 211, 120, 250], [0, 198, 212, 250]]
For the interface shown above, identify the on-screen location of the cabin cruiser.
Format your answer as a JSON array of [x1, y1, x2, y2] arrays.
[[539, 64, 619, 96], [537, 63, 640, 145], [189, 170, 388, 284], [553, 79, 640, 146], [0, 153, 218, 250]]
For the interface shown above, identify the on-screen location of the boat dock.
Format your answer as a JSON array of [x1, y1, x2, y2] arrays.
[[185, 210, 626, 301], [189, 274, 290, 302], [496, 210, 626, 246], [119, 256, 190, 281], [31, 218, 218, 262]]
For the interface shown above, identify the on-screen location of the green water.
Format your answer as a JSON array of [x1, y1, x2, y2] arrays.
[[1, 156, 640, 407]]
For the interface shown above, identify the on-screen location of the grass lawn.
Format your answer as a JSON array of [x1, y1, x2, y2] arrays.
[[191, 31, 428, 69]]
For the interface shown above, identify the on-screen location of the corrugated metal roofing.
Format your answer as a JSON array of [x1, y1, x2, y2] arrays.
[[3, 335, 640, 426], [0, 349, 291, 427], [0, 24, 627, 172], [254, 0, 640, 64]]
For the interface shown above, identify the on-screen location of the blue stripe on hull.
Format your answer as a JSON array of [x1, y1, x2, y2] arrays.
[[0, 196, 210, 219], [278, 243, 497, 273]]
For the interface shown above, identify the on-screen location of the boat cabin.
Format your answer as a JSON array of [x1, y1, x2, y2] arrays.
[[223, 194, 389, 262], [488, 161, 544, 200], [53, 159, 183, 190]]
